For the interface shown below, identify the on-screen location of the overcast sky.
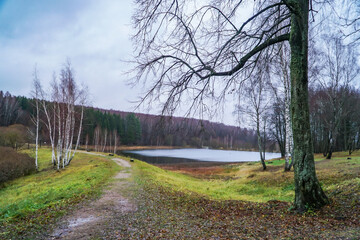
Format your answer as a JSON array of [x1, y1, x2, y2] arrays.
[[0, 0, 241, 126]]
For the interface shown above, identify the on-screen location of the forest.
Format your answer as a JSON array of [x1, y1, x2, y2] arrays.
[[1, 81, 359, 157]]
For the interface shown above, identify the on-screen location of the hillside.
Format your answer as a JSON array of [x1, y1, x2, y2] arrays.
[[93, 107, 265, 150], [1, 91, 273, 152]]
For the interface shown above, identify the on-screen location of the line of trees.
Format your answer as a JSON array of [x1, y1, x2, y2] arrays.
[[1, 91, 265, 152], [82, 109, 142, 153]]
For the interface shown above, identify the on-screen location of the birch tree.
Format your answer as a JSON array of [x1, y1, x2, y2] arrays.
[[31, 68, 41, 171], [270, 43, 294, 171], [36, 61, 87, 169], [132, 0, 329, 211]]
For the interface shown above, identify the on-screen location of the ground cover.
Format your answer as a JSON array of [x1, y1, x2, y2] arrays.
[[0, 148, 121, 239], [149, 152, 360, 203], [1, 148, 359, 239], [114, 151, 360, 239]]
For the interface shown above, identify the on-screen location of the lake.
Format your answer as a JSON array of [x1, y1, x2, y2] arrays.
[[122, 148, 281, 165]]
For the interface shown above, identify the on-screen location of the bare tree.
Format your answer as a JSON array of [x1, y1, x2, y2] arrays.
[[269, 42, 294, 171], [338, 0, 360, 43], [318, 35, 360, 159], [31, 68, 41, 171], [70, 85, 88, 161], [132, 0, 328, 211], [36, 61, 87, 169], [235, 62, 271, 170]]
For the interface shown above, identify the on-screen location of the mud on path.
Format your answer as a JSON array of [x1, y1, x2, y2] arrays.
[[49, 155, 135, 240]]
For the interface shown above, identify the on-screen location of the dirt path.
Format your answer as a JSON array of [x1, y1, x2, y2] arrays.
[[49, 154, 135, 239]]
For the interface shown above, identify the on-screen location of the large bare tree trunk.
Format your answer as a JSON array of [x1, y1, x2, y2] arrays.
[[290, 0, 328, 212]]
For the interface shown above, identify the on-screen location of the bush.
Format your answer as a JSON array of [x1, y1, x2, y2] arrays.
[[0, 124, 28, 150], [0, 147, 35, 184]]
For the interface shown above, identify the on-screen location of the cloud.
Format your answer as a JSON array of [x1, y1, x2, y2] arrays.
[[0, 0, 137, 111]]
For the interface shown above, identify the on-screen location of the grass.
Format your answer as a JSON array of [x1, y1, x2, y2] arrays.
[[119, 151, 359, 239], [130, 150, 360, 203], [0, 147, 358, 238], [0, 148, 121, 238], [133, 160, 294, 202]]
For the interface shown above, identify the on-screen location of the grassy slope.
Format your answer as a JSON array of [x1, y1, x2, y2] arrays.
[[0, 148, 120, 238], [131, 151, 360, 203]]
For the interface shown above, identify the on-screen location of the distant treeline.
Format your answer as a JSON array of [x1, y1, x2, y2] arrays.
[[3, 86, 359, 155], [104, 110, 261, 150], [1, 91, 262, 151]]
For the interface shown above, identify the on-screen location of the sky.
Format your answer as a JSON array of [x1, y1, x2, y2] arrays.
[[0, 0, 241, 126]]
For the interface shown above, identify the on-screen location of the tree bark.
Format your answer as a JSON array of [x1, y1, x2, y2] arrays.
[[283, 57, 293, 171], [290, 0, 328, 212], [35, 96, 39, 171], [256, 115, 266, 171], [326, 136, 333, 159]]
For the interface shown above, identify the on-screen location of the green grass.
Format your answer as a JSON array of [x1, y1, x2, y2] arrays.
[[0, 148, 120, 229], [132, 159, 294, 202], [131, 151, 360, 203]]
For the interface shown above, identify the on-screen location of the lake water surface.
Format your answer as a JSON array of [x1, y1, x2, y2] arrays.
[[123, 148, 281, 164]]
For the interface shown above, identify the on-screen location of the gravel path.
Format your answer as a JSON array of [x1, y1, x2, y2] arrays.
[[49, 154, 135, 240]]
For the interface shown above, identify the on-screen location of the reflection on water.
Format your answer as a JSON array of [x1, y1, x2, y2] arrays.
[[121, 148, 280, 165]]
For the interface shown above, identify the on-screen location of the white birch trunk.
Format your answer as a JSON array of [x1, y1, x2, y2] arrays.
[[280, 46, 294, 171], [35, 98, 39, 171], [42, 100, 56, 166], [71, 105, 84, 161], [63, 99, 72, 166], [31, 71, 41, 171], [284, 84, 293, 170], [67, 104, 75, 165], [57, 103, 62, 170]]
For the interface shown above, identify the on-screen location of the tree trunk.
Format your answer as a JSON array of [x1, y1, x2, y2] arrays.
[[326, 136, 333, 159], [289, 0, 328, 212], [257, 115, 266, 171], [284, 76, 293, 171], [35, 98, 39, 171], [69, 105, 84, 164]]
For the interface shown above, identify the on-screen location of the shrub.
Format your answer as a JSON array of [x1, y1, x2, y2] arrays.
[[0, 124, 28, 150], [0, 147, 35, 184]]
